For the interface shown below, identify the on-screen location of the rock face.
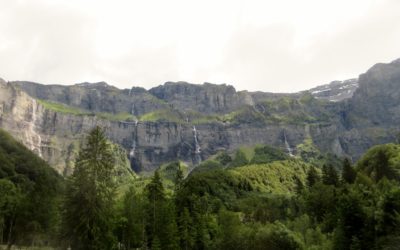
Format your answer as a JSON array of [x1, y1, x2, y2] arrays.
[[2, 58, 400, 174], [309, 78, 358, 102]]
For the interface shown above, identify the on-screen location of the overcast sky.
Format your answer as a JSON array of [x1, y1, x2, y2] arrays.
[[1, 0, 400, 92]]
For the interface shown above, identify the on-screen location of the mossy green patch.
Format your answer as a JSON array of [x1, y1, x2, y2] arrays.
[[139, 109, 184, 123], [37, 99, 89, 115], [96, 112, 135, 121]]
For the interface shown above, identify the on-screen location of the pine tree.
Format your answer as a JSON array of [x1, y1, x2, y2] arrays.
[[322, 164, 339, 186], [375, 149, 391, 182], [174, 165, 184, 192], [341, 158, 356, 184], [145, 170, 166, 247], [294, 176, 304, 194], [179, 208, 194, 250], [306, 166, 320, 188], [151, 236, 162, 250], [121, 186, 146, 249], [160, 201, 180, 250], [63, 126, 117, 250]]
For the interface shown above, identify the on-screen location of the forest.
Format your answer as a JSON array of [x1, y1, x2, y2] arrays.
[[1, 127, 400, 250]]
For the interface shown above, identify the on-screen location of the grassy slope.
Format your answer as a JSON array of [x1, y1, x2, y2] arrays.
[[37, 99, 136, 121]]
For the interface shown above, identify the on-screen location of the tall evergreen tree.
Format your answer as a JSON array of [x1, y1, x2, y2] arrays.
[[294, 176, 304, 194], [120, 186, 146, 249], [322, 164, 339, 186], [145, 170, 166, 247], [178, 208, 195, 250], [375, 149, 391, 182], [63, 126, 117, 250], [174, 165, 184, 192], [341, 158, 356, 184], [306, 166, 320, 188]]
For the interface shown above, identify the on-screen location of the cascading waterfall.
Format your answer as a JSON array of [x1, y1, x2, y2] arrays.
[[193, 126, 202, 164], [283, 131, 294, 157], [26, 100, 42, 157], [129, 119, 138, 159], [128, 87, 133, 96]]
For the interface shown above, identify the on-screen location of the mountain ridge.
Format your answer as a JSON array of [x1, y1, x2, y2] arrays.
[[1, 58, 400, 173]]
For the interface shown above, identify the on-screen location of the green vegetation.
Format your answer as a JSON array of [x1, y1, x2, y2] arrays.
[[37, 93, 336, 127], [218, 95, 334, 126], [62, 127, 117, 249], [2, 125, 400, 249], [95, 112, 136, 121], [37, 99, 89, 115], [0, 129, 62, 248], [38, 99, 137, 121], [139, 109, 184, 123], [356, 143, 400, 182]]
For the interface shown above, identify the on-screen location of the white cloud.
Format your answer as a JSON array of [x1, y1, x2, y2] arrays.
[[0, 0, 399, 92]]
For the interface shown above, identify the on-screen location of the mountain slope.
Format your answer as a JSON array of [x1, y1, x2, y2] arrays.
[[1, 58, 400, 173]]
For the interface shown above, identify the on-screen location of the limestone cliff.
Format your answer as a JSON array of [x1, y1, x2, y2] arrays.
[[2, 58, 400, 174]]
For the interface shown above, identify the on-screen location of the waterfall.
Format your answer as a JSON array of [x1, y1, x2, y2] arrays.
[[129, 139, 136, 158], [128, 87, 133, 96], [193, 126, 201, 154], [129, 120, 138, 159], [283, 131, 294, 157], [193, 126, 202, 164], [26, 100, 42, 157]]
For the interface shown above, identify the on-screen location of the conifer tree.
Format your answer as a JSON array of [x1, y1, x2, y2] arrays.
[[322, 164, 339, 186], [179, 208, 194, 250], [294, 176, 304, 194], [121, 186, 146, 249], [63, 126, 117, 250], [306, 166, 320, 188], [174, 165, 184, 192], [341, 158, 356, 184], [145, 170, 166, 247]]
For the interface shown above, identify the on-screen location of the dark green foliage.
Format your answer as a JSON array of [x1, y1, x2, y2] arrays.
[[341, 158, 356, 184], [175, 165, 184, 191], [3, 123, 400, 249], [294, 176, 304, 194], [0, 129, 62, 247], [175, 169, 252, 213], [303, 183, 337, 225], [62, 126, 117, 250], [333, 188, 368, 250], [118, 186, 146, 249], [357, 144, 400, 182], [191, 160, 223, 174], [145, 171, 180, 249], [322, 164, 339, 186], [145, 171, 165, 245], [306, 166, 320, 188], [230, 150, 249, 168], [250, 145, 288, 164], [215, 151, 232, 166], [178, 208, 195, 250]]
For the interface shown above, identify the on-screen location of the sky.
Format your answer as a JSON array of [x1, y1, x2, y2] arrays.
[[1, 0, 400, 93]]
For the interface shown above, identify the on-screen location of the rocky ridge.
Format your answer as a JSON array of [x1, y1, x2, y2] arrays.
[[2, 58, 400, 174]]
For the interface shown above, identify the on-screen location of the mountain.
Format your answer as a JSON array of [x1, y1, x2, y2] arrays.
[[1, 58, 400, 174], [308, 78, 358, 102]]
